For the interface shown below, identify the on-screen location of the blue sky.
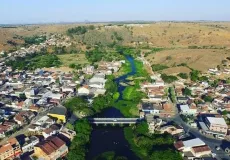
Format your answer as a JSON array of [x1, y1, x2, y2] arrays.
[[1, 0, 230, 24]]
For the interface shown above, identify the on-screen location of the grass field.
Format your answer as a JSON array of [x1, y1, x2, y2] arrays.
[[146, 48, 230, 73], [57, 53, 89, 67]]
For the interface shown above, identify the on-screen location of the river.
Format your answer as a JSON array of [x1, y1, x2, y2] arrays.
[[86, 56, 140, 160]]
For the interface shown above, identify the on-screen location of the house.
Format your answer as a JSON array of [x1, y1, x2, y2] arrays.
[[43, 124, 60, 138], [61, 86, 75, 93], [14, 111, 35, 126], [174, 138, 211, 158], [205, 117, 228, 135], [0, 138, 21, 160], [78, 86, 90, 96], [82, 65, 94, 74], [60, 128, 76, 141], [47, 105, 67, 123], [177, 97, 189, 104], [179, 104, 197, 115], [191, 145, 212, 157], [33, 136, 68, 160], [22, 136, 39, 153], [35, 115, 55, 126], [159, 125, 184, 135], [0, 122, 17, 138], [141, 103, 163, 114]]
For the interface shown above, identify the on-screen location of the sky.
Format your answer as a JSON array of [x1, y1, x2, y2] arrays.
[[1, 0, 230, 24]]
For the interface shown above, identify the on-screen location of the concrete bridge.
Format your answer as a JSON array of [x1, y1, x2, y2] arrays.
[[88, 118, 142, 124]]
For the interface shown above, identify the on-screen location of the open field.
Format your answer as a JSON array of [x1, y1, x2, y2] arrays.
[[132, 22, 230, 48], [146, 48, 230, 73], [57, 53, 89, 67]]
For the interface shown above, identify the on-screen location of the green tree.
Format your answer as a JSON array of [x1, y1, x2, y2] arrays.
[[190, 70, 200, 81], [177, 73, 188, 79], [135, 121, 149, 135], [203, 95, 213, 102], [161, 74, 178, 83], [183, 87, 192, 96]]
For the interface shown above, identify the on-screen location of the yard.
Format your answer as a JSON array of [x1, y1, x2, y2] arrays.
[[57, 53, 89, 67]]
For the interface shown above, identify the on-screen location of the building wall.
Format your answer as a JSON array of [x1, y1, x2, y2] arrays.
[[0, 149, 14, 160], [191, 150, 211, 157], [209, 124, 228, 134], [33, 147, 48, 160]]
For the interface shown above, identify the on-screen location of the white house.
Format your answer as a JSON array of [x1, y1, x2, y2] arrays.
[[179, 104, 197, 115], [78, 86, 90, 95], [22, 136, 39, 153]]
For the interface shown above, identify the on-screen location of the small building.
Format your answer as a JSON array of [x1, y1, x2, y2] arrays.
[[141, 103, 162, 114], [33, 136, 68, 160], [179, 104, 197, 115], [22, 136, 39, 153], [174, 138, 211, 158], [177, 97, 189, 104], [205, 117, 228, 135], [0, 138, 21, 160], [60, 128, 76, 141], [47, 105, 67, 123]]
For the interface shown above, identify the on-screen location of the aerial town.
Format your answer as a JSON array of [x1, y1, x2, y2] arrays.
[[1, 1, 230, 160], [0, 28, 229, 160]]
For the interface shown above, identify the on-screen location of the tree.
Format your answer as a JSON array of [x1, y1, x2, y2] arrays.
[[183, 87, 191, 96], [177, 73, 188, 79], [190, 70, 200, 81], [161, 74, 178, 84], [135, 121, 149, 135], [152, 64, 169, 71], [203, 95, 213, 102], [67, 119, 92, 160]]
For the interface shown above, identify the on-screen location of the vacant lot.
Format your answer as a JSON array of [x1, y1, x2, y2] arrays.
[[146, 48, 230, 73], [57, 53, 89, 67]]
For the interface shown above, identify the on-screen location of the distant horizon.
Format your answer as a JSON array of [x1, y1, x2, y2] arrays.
[[1, 20, 230, 26]]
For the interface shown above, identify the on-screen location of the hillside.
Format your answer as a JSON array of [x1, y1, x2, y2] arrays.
[[1, 22, 230, 73]]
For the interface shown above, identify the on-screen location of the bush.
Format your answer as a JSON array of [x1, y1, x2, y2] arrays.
[[190, 70, 200, 81], [203, 95, 213, 102], [24, 35, 46, 45], [152, 64, 169, 71], [177, 73, 188, 79], [67, 26, 88, 35], [183, 87, 191, 96], [161, 74, 178, 83], [5, 53, 61, 70]]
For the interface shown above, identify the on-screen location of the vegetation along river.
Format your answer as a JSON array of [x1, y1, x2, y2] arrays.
[[86, 56, 140, 160]]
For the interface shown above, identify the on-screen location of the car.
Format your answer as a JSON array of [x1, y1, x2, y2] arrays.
[[113, 119, 117, 121], [215, 146, 221, 151]]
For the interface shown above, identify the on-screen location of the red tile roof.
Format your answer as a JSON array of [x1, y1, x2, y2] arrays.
[[36, 136, 65, 155], [192, 145, 211, 153]]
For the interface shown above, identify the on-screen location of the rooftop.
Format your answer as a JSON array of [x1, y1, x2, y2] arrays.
[[192, 145, 211, 153], [48, 105, 67, 115], [206, 117, 227, 127], [183, 138, 205, 148]]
